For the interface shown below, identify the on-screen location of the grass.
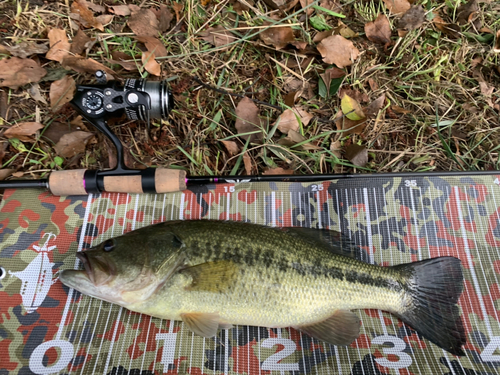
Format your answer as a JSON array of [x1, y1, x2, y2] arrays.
[[0, 0, 499, 183]]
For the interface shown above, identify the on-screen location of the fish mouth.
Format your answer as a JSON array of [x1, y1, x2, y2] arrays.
[[77, 252, 95, 284]]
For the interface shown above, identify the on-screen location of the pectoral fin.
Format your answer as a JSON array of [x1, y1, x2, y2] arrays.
[[181, 260, 237, 293], [296, 310, 360, 346], [181, 312, 221, 338]]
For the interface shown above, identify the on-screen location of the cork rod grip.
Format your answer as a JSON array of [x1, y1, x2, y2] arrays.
[[49, 170, 87, 196], [48, 169, 187, 196], [154, 168, 187, 193], [103, 169, 187, 194]]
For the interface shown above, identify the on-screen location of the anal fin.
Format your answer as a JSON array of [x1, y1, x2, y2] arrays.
[[296, 310, 360, 346], [181, 312, 220, 338]]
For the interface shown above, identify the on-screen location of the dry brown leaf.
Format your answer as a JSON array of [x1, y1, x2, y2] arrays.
[[480, 27, 494, 34], [172, 2, 183, 22], [330, 140, 342, 159], [335, 21, 358, 39], [368, 78, 379, 91], [235, 97, 262, 143], [0, 91, 7, 121], [479, 81, 495, 107], [128, 7, 160, 37], [260, 25, 295, 50], [319, 0, 342, 12], [70, 0, 103, 31], [70, 29, 91, 55], [29, 84, 47, 105], [398, 5, 426, 31], [61, 56, 117, 78], [2, 42, 48, 59], [0, 58, 47, 89], [317, 35, 359, 68], [84, 0, 105, 13], [221, 140, 240, 156], [200, 26, 238, 48], [50, 76, 76, 112], [457, 0, 479, 26], [283, 92, 296, 107], [152, 4, 174, 33], [70, 115, 88, 131], [364, 94, 386, 118], [142, 51, 161, 76], [291, 40, 308, 50], [0, 142, 7, 165], [433, 13, 461, 39], [46, 28, 71, 62], [279, 129, 321, 150], [231, 0, 249, 14], [320, 67, 346, 91], [43, 121, 84, 144], [334, 111, 366, 135], [96, 15, 114, 27], [110, 5, 131, 16], [285, 79, 305, 92], [300, 0, 315, 15], [365, 14, 392, 46], [4, 122, 44, 142], [338, 88, 369, 103], [0, 168, 15, 181], [107, 51, 139, 71], [136, 36, 168, 58], [262, 0, 299, 11], [54, 131, 94, 158], [313, 30, 334, 43], [494, 30, 500, 53], [383, 0, 411, 15], [243, 152, 253, 174], [275, 108, 313, 134], [263, 167, 294, 175], [345, 143, 368, 167]]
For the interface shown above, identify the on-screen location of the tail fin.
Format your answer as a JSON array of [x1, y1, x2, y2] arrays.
[[393, 257, 466, 356]]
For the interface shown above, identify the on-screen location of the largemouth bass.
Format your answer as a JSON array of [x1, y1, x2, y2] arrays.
[[60, 220, 466, 355]]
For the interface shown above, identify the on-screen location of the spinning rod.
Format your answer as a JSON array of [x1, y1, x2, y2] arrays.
[[1, 72, 493, 196]]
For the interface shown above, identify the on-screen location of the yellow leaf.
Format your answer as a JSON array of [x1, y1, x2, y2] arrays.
[[341, 94, 365, 121]]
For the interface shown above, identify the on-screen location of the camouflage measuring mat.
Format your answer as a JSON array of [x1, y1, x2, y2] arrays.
[[1, 174, 500, 374]]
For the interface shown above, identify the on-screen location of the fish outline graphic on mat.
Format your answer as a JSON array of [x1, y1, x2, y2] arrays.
[[9, 232, 58, 313], [59, 220, 466, 355]]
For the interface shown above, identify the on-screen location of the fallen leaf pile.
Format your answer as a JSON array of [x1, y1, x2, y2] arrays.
[[0, 0, 498, 177]]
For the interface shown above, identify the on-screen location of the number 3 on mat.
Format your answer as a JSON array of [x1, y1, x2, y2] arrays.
[[372, 335, 412, 369]]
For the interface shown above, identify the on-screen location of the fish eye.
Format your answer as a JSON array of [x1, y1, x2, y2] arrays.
[[102, 239, 115, 252]]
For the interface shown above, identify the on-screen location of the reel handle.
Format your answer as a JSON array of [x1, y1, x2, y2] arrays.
[[48, 169, 186, 196]]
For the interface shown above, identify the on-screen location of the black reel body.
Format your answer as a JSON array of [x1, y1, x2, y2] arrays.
[[73, 76, 174, 122], [70, 71, 175, 193]]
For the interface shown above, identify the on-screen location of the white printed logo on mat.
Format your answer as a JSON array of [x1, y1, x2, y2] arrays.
[[8, 232, 58, 313]]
